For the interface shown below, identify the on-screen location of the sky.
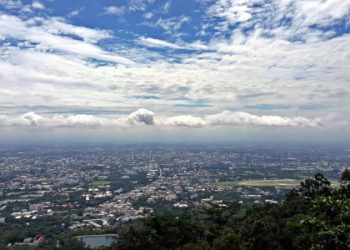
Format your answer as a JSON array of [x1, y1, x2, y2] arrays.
[[0, 0, 350, 144]]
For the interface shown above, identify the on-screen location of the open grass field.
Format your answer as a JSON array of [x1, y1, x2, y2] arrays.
[[218, 179, 302, 187], [218, 178, 340, 187], [90, 181, 112, 187]]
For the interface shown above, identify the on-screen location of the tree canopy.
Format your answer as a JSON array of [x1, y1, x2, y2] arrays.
[[114, 171, 350, 250]]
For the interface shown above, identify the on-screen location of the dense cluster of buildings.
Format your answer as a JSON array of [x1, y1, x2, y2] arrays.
[[0, 145, 349, 245]]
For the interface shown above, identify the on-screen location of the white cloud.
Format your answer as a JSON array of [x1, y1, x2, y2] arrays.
[[161, 1, 172, 13], [104, 6, 125, 16], [51, 114, 122, 127], [0, 115, 8, 125], [138, 36, 183, 49], [0, 110, 324, 129], [163, 115, 206, 127], [0, 1, 349, 136], [293, 0, 350, 27], [0, 14, 134, 64], [138, 37, 207, 50], [203, 0, 350, 38], [143, 12, 154, 19], [0, 0, 22, 9], [20, 112, 43, 126], [41, 17, 111, 43], [154, 15, 191, 34], [31, 1, 44, 10], [102, 0, 155, 16], [128, 108, 155, 125], [68, 10, 80, 17], [129, 0, 155, 11], [205, 111, 322, 128]]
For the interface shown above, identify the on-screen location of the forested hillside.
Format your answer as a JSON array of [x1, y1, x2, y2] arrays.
[[113, 171, 350, 250]]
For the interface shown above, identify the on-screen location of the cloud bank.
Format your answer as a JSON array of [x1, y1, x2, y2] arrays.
[[0, 109, 323, 129]]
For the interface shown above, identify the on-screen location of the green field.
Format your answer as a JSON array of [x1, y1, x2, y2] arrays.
[[90, 181, 112, 187], [6, 191, 24, 196], [218, 179, 302, 187]]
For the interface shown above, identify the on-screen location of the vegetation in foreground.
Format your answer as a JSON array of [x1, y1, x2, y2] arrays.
[[6, 170, 350, 250], [116, 170, 350, 250]]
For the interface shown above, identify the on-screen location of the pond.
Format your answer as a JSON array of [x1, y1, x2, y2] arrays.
[[75, 234, 118, 248]]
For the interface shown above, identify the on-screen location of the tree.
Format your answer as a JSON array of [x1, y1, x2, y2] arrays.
[[340, 169, 350, 196], [299, 173, 331, 198], [212, 229, 240, 250], [182, 241, 210, 250], [289, 196, 350, 250], [240, 208, 281, 250]]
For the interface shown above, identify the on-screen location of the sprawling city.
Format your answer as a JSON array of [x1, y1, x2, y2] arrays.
[[0, 144, 349, 248]]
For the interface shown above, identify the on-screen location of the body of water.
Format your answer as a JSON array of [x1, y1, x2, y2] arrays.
[[75, 234, 118, 248]]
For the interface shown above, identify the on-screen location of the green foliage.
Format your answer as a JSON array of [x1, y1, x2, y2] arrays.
[[182, 240, 211, 250], [115, 172, 350, 250], [341, 169, 350, 185], [340, 168, 350, 197], [212, 229, 240, 250], [299, 173, 331, 198]]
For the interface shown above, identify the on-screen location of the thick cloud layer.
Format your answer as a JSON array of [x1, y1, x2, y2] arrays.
[[0, 109, 323, 129], [206, 111, 322, 128], [163, 115, 206, 127]]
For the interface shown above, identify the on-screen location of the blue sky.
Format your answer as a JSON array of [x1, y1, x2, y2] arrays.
[[0, 0, 350, 142]]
